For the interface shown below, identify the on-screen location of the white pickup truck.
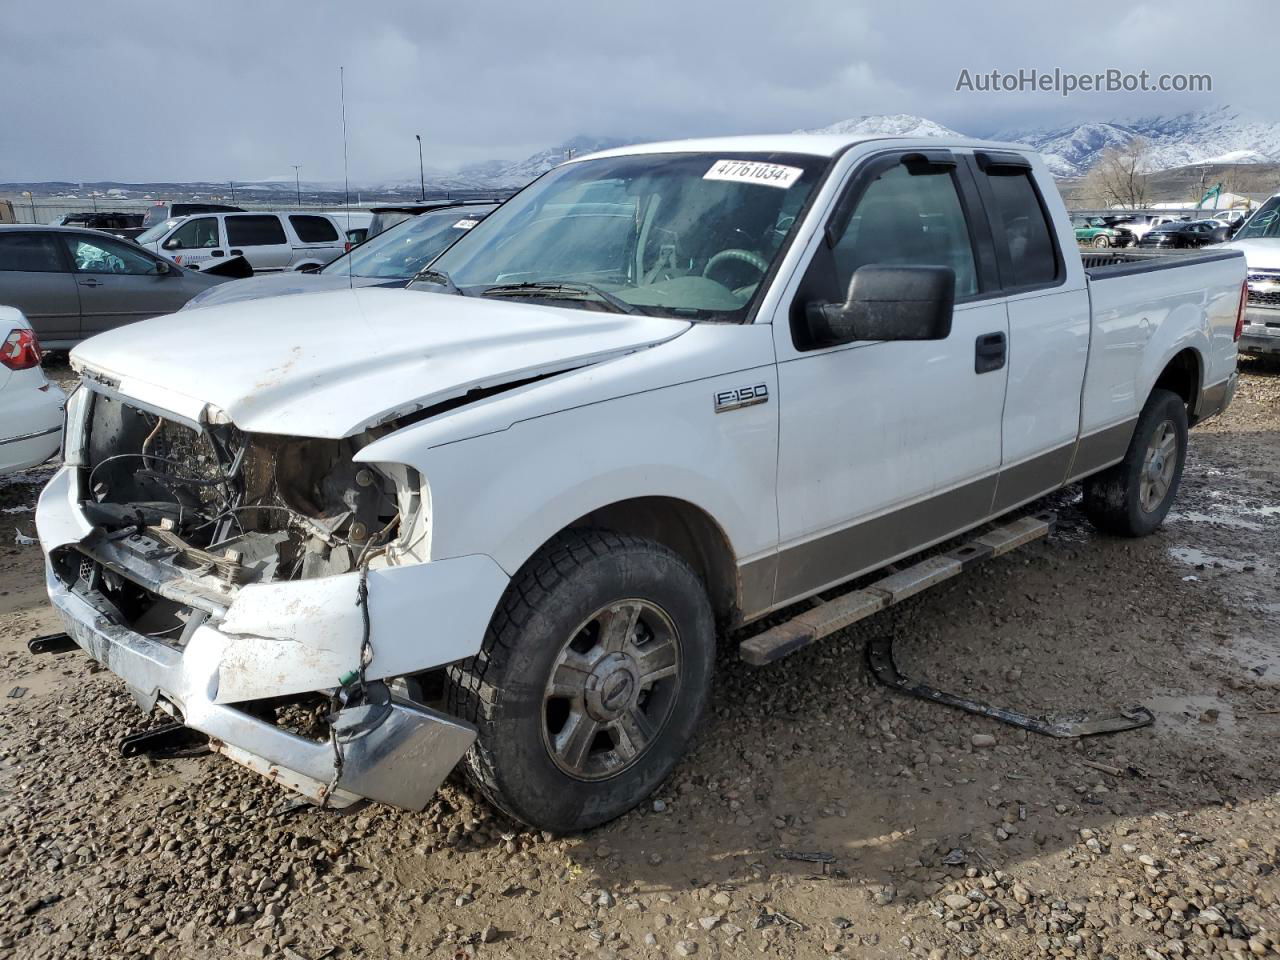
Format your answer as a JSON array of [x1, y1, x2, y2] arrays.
[[36, 134, 1245, 833], [1223, 191, 1280, 357]]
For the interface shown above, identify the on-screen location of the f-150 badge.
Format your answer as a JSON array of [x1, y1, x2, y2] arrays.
[[714, 383, 769, 413]]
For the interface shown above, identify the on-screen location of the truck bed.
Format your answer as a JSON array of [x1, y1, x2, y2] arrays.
[[1082, 247, 1242, 280]]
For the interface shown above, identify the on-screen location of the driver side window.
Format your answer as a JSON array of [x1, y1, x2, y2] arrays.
[[170, 217, 220, 249], [830, 162, 979, 298]]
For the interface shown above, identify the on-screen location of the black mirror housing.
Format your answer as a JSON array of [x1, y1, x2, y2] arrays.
[[162, 237, 181, 250], [154, 259, 171, 275], [806, 265, 955, 346]]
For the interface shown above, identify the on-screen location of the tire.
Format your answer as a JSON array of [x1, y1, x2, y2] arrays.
[[1083, 389, 1188, 537], [445, 530, 715, 832], [1092, 235, 1112, 248]]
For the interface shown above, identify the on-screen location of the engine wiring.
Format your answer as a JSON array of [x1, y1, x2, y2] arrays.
[[322, 511, 400, 808]]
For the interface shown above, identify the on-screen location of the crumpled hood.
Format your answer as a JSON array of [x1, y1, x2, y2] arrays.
[[184, 272, 396, 310], [72, 287, 690, 439], [1221, 238, 1280, 271]]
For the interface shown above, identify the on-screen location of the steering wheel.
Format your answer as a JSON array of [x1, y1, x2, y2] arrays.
[[702, 248, 768, 286]]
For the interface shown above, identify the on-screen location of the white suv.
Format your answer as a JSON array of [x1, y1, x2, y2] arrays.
[[135, 211, 349, 273]]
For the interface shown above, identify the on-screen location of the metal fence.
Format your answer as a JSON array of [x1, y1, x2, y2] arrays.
[[3, 194, 513, 225]]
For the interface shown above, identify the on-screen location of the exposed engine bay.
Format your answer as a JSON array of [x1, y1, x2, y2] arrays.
[[78, 391, 422, 596]]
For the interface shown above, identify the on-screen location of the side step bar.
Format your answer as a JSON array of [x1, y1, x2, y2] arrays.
[[740, 512, 1057, 667]]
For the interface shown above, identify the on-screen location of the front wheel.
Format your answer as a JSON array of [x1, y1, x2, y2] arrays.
[[1092, 234, 1112, 248], [1083, 388, 1188, 537], [446, 530, 715, 832]]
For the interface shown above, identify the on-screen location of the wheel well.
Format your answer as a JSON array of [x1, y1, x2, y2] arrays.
[[1154, 349, 1202, 420], [570, 497, 739, 625]]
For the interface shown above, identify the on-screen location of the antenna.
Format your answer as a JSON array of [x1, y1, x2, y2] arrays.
[[340, 66, 352, 285]]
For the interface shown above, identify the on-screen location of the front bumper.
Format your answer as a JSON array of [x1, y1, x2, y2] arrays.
[[1240, 308, 1280, 355], [37, 464, 511, 811]]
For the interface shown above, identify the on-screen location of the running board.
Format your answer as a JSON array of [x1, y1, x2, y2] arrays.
[[740, 512, 1057, 667]]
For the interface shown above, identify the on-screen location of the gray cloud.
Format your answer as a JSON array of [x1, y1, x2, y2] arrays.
[[1, 0, 1275, 183]]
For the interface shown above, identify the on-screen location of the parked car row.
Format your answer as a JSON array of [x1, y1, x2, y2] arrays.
[[135, 211, 355, 273], [0, 199, 501, 348], [0, 225, 226, 347], [182, 201, 497, 309], [1137, 219, 1231, 249], [1073, 211, 1252, 249]]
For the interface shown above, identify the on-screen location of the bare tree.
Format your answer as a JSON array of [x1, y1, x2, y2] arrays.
[[1082, 138, 1153, 209]]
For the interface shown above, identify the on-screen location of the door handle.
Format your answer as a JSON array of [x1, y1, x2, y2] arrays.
[[77, 278, 102, 287], [210, 249, 225, 258], [974, 331, 1006, 374], [229, 249, 243, 256]]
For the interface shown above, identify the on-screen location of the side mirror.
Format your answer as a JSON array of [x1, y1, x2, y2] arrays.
[[806, 265, 955, 346], [154, 260, 171, 275], [162, 237, 181, 251]]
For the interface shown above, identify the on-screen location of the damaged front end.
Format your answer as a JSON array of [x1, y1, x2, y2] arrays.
[[38, 379, 510, 810]]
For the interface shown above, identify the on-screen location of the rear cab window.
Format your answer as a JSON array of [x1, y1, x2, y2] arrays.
[[289, 215, 340, 244], [226, 215, 288, 247], [970, 153, 1062, 291]]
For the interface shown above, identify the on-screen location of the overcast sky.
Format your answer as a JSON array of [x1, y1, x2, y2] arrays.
[[2, 0, 1276, 184]]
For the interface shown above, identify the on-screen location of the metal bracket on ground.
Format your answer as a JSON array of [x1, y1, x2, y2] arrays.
[[866, 632, 1155, 738], [119, 721, 211, 759], [737, 509, 1154, 738], [27, 633, 79, 655]]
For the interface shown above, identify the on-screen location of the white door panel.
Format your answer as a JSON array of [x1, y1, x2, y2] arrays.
[[776, 298, 1008, 555], [1002, 289, 1091, 463]]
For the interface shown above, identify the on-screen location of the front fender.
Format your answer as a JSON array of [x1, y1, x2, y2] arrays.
[[356, 353, 781, 588]]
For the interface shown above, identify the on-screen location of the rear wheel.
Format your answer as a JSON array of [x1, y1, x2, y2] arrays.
[[1083, 388, 1188, 537], [446, 530, 715, 832]]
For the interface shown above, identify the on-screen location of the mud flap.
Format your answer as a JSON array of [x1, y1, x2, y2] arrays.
[[867, 633, 1155, 738]]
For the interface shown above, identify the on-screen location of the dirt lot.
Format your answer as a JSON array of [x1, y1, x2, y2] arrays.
[[1, 360, 1278, 960]]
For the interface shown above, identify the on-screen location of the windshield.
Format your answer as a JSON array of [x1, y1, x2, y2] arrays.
[[1235, 197, 1280, 240], [412, 151, 829, 320], [136, 218, 182, 244], [323, 207, 492, 278]]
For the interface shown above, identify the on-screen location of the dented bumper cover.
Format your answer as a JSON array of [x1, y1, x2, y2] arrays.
[[37, 464, 510, 810]]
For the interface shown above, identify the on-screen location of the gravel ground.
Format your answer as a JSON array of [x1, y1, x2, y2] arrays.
[[1, 358, 1278, 960]]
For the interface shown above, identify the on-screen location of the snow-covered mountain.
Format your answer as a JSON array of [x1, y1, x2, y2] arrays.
[[793, 107, 1280, 178], [796, 114, 963, 139], [451, 135, 635, 189], [991, 107, 1280, 177]]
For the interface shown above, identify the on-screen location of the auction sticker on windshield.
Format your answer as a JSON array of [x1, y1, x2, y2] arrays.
[[704, 159, 804, 189], [453, 218, 480, 229]]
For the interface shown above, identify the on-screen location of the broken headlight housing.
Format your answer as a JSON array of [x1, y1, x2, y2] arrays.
[[79, 391, 424, 586]]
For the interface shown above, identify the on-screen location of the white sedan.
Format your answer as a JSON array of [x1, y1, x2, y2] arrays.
[[0, 306, 64, 474]]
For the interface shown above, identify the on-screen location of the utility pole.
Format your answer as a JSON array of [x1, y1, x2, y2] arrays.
[[415, 134, 425, 202], [229, 181, 237, 204], [291, 164, 302, 207]]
